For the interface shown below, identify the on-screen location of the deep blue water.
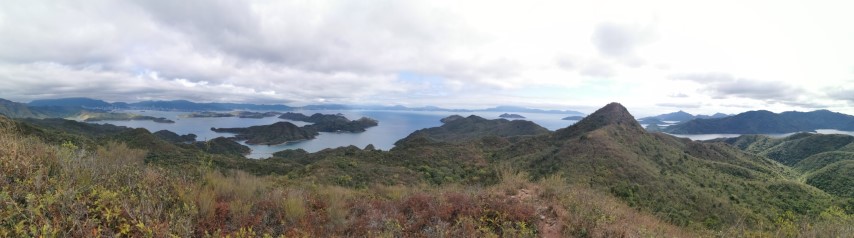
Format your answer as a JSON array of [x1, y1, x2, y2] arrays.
[[88, 110, 580, 159]]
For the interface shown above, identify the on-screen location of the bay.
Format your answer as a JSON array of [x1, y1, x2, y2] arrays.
[[88, 110, 579, 159]]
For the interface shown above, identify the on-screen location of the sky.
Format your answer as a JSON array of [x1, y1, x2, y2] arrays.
[[1, 0, 853, 116]]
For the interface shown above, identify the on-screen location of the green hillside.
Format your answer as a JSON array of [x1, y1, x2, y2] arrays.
[[500, 103, 837, 229], [2, 102, 853, 237], [721, 133, 854, 200]]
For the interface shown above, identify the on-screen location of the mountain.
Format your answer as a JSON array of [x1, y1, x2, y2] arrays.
[[666, 109, 854, 134], [639, 111, 730, 123], [553, 102, 643, 140], [717, 133, 854, 198], [28, 97, 112, 108], [697, 112, 730, 119], [647, 110, 694, 122], [0, 98, 45, 118], [501, 103, 835, 228]]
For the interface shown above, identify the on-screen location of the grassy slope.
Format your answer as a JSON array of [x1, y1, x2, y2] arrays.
[[496, 103, 840, 230], [721, 133, 854, 200], [0, 116, 706, 237], [3, 101, 854, 237]]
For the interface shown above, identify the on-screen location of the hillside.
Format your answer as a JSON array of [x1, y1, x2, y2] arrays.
[[503, 103, 840, 228], [279, 112, 378, 132], [667, 109, 854, 134], [0, 98, 45, 118], [719, 133, 854, 198], [2, 103, 853, 236]]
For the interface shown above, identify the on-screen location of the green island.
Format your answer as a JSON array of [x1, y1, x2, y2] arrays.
[[279, 112, 379, 132], [1, 102, 852, 237], [210, 113, 379, 145]]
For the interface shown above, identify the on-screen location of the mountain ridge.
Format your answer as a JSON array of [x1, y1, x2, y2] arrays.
[[667, 109, 854, 134]]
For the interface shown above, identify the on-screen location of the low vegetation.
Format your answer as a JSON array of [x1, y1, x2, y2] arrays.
[[2, 101, 853, 237]]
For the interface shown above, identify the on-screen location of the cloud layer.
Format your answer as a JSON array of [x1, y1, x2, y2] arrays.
[[0, 0, 852, 115]]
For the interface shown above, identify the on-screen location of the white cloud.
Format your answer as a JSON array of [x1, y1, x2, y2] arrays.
[[0, 0, 852, 115]]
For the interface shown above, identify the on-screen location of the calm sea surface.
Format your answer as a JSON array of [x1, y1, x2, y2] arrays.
[[88, 110, 580, 159]]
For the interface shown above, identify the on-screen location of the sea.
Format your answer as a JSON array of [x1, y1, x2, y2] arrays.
[[88, 110, 854, 159], [87, 110, 581, 159]]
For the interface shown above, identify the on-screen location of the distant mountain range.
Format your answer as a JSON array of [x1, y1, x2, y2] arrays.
[[638, 110, 730, 124], [8, 97, 586, 115], [666, 109, 854, 134]]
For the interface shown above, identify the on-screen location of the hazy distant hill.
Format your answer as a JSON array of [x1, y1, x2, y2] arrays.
[[0, 98, 85, 118], [638, 110, 729, 123], [0, 98, 45, 118], [126, 100, 294, 111], [29, 97, 112, 108], [19, 97, 586, 115], [666, 109, 854, 134]]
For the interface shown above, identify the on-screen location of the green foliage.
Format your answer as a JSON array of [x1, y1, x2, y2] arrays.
[[212, 121, 317, 145], [724, 133, 854, 199], [3, 101, 854, 236], [396, 114, 548, 145], [803, 160, 854, 197]]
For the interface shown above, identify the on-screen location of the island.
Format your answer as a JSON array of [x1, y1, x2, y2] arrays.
[[498, 113, 526, 119], [279, 112, 378, 132], [212, 122, 317, 145], [561, 115, 585, 120], [181, 111, 282, 119], [79, 112, 175, 123], [212, 113, 379, 145]]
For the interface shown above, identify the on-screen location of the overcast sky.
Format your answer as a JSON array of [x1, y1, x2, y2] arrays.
[[1, 0, 853, 116]]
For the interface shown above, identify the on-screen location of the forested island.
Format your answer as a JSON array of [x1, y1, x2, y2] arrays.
[[211, 112, 379, 145]]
